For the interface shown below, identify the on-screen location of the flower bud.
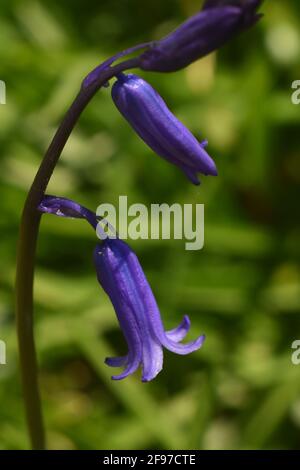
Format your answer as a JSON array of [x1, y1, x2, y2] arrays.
[[139, 0, 263, 72], [112, 73, 217, 185]]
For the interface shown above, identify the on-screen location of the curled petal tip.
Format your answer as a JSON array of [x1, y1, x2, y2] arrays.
[[142, 366, 163, 383], [111, 360, 140, 380], [166, 315, 191, 342], [208, 165, 218, 177], [182, 314, 191, 327], [142, 374, 159, 383], [105, 356, 127, 367], [111, 373, 129, 381], [161, 333, 206, 355], [204, 159, 218, 177]]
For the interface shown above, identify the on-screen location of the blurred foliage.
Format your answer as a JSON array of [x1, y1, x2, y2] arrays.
[[1, 0, 300, 450]]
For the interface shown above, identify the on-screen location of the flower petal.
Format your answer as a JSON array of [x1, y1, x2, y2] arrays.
[[141, 340, 163, 382], [94, 243, 143, 380], [111, 352, 141, 380], [166, 315, 191, 342], [105, 355, 128, 367], [118, 239, 205, 357], [105, 240, 164, 382], [160, 334, 206, 355]]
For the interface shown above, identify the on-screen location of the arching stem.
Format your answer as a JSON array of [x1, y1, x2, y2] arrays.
[[15, 57, 140, 449]]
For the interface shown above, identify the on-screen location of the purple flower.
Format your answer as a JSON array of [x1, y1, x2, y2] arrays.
[[38, 195, 205, 382], [94, 238, 205, 381], [112, 73, 217, 185], [139, 0, 263, 72]]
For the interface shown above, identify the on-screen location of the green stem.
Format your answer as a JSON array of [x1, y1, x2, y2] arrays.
[[15, 58, 139, 449]]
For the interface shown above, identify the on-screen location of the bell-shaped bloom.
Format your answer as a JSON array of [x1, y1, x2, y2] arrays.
[[38, 195, 206, 382], [139, 0, 263, 72], [94, 238, 205, 381], [112, 73, 217, 185]]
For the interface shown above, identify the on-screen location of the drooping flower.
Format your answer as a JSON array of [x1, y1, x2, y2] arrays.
[[139, 0, 263, 72], [112, 73, 217, 185], [38, 195, 206, 382], [94, 238, 205, 381]]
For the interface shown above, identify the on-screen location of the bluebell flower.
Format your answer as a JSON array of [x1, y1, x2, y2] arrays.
[[139, 0, 263, 72], [112, 73, 217, 185], [38, 196, 205, 382], [94, 238, 205, 381]]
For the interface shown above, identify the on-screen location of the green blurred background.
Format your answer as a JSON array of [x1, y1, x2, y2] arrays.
[[1, 0, 300, 450]]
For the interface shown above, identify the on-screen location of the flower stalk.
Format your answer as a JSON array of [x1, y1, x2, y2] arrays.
[[15, 57, 139, 450]]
